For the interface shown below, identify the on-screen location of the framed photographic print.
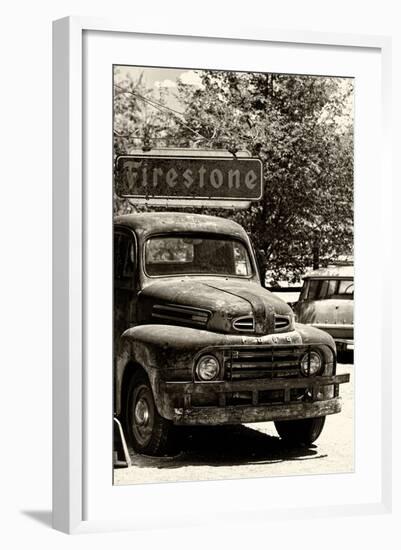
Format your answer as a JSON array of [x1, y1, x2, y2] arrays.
[[52, 17, 392, 534]]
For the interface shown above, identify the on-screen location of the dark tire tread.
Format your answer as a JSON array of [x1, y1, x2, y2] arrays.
[[274, 416, 326, 446], [126, 371, 173, 456]]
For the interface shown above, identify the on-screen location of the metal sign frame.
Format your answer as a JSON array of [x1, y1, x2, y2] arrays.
[[114, 149, 263, 208]]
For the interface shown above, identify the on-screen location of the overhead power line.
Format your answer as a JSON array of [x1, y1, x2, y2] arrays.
[[114, 83, 209, 142], [113, 83, 261, 151]]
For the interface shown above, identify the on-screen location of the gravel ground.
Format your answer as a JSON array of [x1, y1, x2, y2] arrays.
[[114, 363, 353, 486]]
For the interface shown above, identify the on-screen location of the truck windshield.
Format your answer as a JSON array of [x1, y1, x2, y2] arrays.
[[145, 235, 253, 277]]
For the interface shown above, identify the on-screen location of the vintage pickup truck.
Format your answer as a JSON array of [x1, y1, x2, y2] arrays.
[[114, 212, 349, 455]]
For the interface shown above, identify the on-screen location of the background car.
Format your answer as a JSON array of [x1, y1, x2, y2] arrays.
[[293, 264, 354, 355]]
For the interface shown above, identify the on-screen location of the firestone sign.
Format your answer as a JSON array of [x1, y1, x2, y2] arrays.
[[115, 154, 263, 201]]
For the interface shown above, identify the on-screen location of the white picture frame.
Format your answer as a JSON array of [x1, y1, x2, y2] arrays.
[[52, 16, 392, 534]]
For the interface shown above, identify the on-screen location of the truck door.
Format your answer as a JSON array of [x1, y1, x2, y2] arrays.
[[114, 228, 138, 354]]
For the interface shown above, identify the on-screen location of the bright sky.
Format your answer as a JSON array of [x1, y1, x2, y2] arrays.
[[114, 65, 353, 126], [114, 65, 204, 111]]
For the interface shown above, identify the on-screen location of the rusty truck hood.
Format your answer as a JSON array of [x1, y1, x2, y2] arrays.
[[137, 278, 292, 335]]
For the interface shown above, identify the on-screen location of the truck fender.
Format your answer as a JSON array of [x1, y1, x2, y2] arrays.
[[114, 328, 164, 417]]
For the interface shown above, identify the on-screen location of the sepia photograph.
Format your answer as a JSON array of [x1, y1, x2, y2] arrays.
[[112, 65, 354, 486]]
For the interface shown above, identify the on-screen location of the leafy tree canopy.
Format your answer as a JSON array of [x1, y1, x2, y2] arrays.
[[114, 70, 353, 283]]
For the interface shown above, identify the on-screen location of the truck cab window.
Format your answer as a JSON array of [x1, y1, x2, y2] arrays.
[[114, 232, 135, 286]]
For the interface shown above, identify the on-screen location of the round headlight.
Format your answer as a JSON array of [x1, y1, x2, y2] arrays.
[[195, 355, 220, 381], [300, 350, 322, 376]]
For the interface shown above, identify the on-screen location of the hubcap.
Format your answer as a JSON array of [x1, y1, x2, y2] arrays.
[[131, 385, 154, 447], [134, 398, 150, 426]]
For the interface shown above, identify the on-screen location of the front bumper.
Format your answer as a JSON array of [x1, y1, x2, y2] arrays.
[[157, 373, 349, 425]]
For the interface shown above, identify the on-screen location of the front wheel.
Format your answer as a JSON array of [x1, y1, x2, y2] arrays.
[[274, 416, 326, 446], [126, 372, 173, 456]]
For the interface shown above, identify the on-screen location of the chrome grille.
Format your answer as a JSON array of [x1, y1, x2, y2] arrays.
[[232, 316, 255, 332], [226, 346, 302, 380], [274, 315, 291, 332]]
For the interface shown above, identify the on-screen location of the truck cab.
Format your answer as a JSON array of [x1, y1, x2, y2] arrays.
[[114, 212, 349, 455]]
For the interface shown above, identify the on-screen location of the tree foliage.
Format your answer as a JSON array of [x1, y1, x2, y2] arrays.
[[113, 69, 353, 282]]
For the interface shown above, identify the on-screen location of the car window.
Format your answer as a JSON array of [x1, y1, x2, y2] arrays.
[[299, 280, 309, 300], [114, 232, 136, 287], [305, 278, 353, 300], [307, 279, 320, 300], [336, 280, 354, 296], [145, 235, 253, 277], [318, 279, 338, 299], [146, 238, 194, 264]]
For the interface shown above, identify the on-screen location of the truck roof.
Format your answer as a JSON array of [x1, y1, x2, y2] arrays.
[[114, 212, 248, 239], [303, 265, 354, 279]]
